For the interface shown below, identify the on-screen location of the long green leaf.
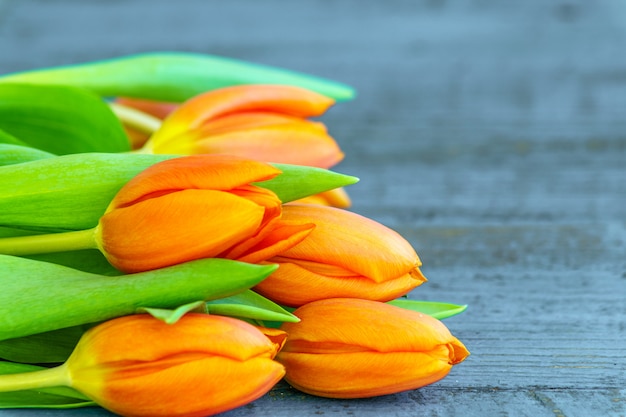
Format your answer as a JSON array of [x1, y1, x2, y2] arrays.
[[0, 362, 94, 409], [0, 255, 277, 341], [0, 128, 28, 146], [0, 144, 55, 167], [0, 290, 297, 364], [0, 325, 90, 364], [0, 153, 358, 232], [388, 299, 468, 320], [0, 52, 356, 102], [0, 83, 130, 155]]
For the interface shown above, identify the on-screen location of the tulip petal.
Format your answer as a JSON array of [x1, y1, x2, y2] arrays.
[[151, 84, 335, 142], [254, 261, 424, 306], [107, 154, 281, 211], [280, 299, 464, 355], [275, 205, 423, 283], [191, 121, 344, 169], [278, 350, 455, 399], [93, 356, 284, 417], [99, 189, 264, 272], [193, 111, 305, 134], [70, 314, 279, 370], [230, 220, 315, 264]]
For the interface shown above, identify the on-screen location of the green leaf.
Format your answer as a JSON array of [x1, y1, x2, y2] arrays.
[[259, 163, 359, 203], [0, 362, 94, 409], [140, 301, 207, 324], [0, 153, 358, 232], [388, 299, 468, 320], [0, 52, 356, 102], [0, 143, 55, 166], [205, 290, 300, 323], [0, 128, 28, 146], [0, 255, 277, 341], [0, 83, 131, 155], [0, 325, 90, 364]]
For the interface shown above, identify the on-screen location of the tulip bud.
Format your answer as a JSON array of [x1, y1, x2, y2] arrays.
[[143, 85, 344, 169], [95, 154, 314, 272], [66, 314, 286, 417], [277, 298, 469, 398], [254, 204, 427, 306]]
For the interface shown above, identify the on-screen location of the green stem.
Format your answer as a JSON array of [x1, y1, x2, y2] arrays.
[[108, 102, 162, 134], [0, 228, 98, 256], [0, 364, 70, 392]]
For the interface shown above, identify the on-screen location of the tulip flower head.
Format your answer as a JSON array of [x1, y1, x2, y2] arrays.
[[65, 314, 286, 417], [143, 84, 344, 168], [277, 298, 469, 398], [254, 204, 427, 307], [95, 154, 314, 273]]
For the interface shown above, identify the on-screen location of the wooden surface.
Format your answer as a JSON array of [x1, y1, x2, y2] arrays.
[[1, 0, 625, 416]]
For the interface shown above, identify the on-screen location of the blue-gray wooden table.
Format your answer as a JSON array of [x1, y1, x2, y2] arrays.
[[1, 1, 625, 416]]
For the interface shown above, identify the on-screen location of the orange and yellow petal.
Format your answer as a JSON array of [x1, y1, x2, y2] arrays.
[[195, 123, 343, 169], [254, 260, 425, 307], [230, 221, 316, 264], [152, 84, 335, 142], [98, 189, 265, 272], [107, 155, 282, 211], [275, 205, 424, 284], [89, 355, 284, 417], [277, 349, 456, 399]]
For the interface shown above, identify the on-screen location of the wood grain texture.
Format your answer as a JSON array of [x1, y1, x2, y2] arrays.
[[1, 0, 625, 416]]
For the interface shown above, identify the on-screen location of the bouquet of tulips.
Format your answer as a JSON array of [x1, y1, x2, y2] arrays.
[[0, 52, 469, 417]]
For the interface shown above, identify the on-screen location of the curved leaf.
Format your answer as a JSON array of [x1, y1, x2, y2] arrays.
[[0, 83, 130, 155], [140, 301, 207, 324], [0, 255, 277, 341], [0, 52, 356, 102], [0, 143, 55, 166], [0, 325, 90, 364], [388, 299, 468, 320], [206, 290, 299, 323]]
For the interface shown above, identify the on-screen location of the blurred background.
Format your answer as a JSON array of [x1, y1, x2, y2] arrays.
[[1, 1, 625, 415]]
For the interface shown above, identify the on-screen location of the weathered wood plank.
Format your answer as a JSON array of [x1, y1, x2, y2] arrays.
[[1, 0, 625, 416]]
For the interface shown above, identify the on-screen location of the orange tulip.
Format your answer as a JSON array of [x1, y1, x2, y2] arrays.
[[65, 313, 286, 417], [277, 298, 469, 398], [253, 204, 427, 307], [95, 154, 314, 273], [143, 84, 344, 169]]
